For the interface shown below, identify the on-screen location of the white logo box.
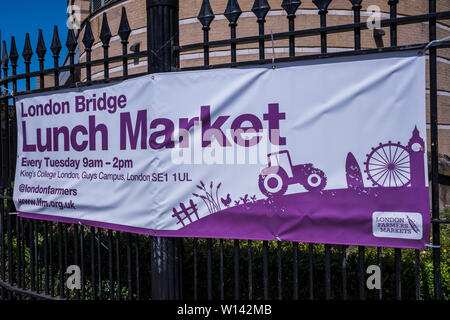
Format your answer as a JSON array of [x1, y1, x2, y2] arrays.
[[372, 211, 423, 240]]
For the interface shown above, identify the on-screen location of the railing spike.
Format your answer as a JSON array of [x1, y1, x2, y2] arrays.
[[224, 0, 242, 24], [36, 29, 47, 60], [348, 0, 362, 8], [118, 7, 131, 42], [2, 40, 8, 67], [197, 0, 215, 28], [282, 0, 301, 16], [312, 0, 332, 13], [66, 29, 77, 53], [82, 20, 95, 50], [9, 36, 19, 66], [100, 13, 112, 46], [251, 0, 270, 21], [22, 33, 33, 62], [50, 26, 62, 57]]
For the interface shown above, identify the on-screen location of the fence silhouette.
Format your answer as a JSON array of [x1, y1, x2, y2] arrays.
[[0, 0, 449, 300]]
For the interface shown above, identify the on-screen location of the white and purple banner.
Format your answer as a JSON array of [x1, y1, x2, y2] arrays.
[[13, 51, 430, 249]]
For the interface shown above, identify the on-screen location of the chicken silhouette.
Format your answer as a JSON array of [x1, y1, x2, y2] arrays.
[[221, 194, 232, 207]]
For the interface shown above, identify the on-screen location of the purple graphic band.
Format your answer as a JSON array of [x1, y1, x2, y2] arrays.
[[18, 184, 429, 249]]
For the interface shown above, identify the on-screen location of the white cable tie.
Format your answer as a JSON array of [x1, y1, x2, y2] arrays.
[[419, 35, 450, 55], [270, 28, 276, 69]]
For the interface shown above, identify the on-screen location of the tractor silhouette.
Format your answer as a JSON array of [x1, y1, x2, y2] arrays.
[[258, 151, 327, 197]]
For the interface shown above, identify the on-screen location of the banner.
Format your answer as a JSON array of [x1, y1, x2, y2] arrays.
[[13, 51, 430, 249]]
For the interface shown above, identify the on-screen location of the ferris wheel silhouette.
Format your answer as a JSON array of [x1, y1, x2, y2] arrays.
[[364, 141, 411, 188]]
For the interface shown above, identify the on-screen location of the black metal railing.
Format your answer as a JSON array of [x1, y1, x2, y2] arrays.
[[0, 0, 449, 300]]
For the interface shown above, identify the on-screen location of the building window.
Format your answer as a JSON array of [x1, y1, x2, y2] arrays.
[[91, 0, 112, 12]]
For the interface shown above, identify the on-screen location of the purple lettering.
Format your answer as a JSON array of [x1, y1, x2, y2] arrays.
[[120, 111, 148, 150], [263, 103, 286, 145], [149, 118, 175, 149], [88, 115, 108, 151], [71, 125, 88, 151], [201, 105, 231, 147]]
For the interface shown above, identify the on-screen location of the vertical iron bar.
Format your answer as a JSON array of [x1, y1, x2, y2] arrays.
[[263, 240, 269, 300], [358, 246, 365, 300], [53, 44, 60, 87], [90, 226, 96, 300], [415, 250, 421, 300], [257, 21, 265, 61], [395, 248, 401, 300], [0, 75, 4, 300], [146, 0, 179, 74], [319, 11, 327, 53], [20, 218, 25, 289], [288, 15, 295, 57], [277, 241, 282, 300], [308, 243, 314, 300], [122, 41, 128, 79], [57, 223, 64, 298], [97, 229, 103, 300], [108, 230, 113, 300], [146, 1, 180, 299], [23, 33, 32, 91], [135, 235, 140, 300], [86, 50, 92, 83], [34, 221, 39, 293], [74, 224, 79, 299], [292, 242, 298, 300], [80, 225, 85, 299], [429, 0, 442, 300], [0, 100, 4, 294], [203, 28, 210, 67], [127, 233, 132, 300], [6, 194, 12, 287], [37, 30, 45, 90], [352, 1, 362, 50], [174, 239, 180, 300], [103, 45, 109, 80], [63, 224, 68, 297], [325, 244, 331, 300], [2, 52, 12, 289], [43, 221, 49, 295], [49, 222, 54, 297], [179, 239, 183, 299], [248, 240, 253, 300], [219, 239, 224, 300], [207, 238, 212, 300], [341, 246, 347, 300], [116, 233, 121, 300], [234, 239, 239, 300], [193, 238, 198, 300], [67, 30, 76, 85], [29, 220, 35, 292], [377, 247, 382, 300], [10, 37, 18, 100], [83, 22, 94, 84], [168, 238, 175, 300], [230, 23, 237, 64], [16, 217, 21, 289], [101, 13, 111, 81], [389, 0, 398, 46]]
